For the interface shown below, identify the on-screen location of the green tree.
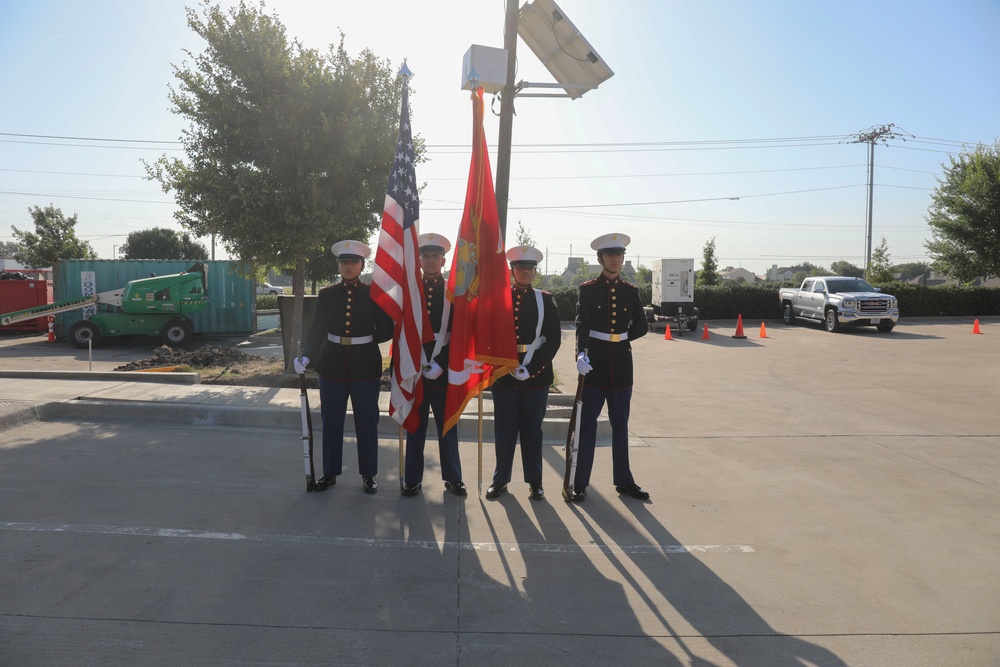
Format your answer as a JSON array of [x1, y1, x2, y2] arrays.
[[11, 205, 97, 268], [120, 227, 208, 260], [892, 261, 931, 282], [0, 241, 22, 257], [514, 221, 534, 247], [547, 274, 566, 289], [830, 260, 863, 277], [924, 141, 1000, 282], [868, 236, 893, 283], [146, 1, 407, 366], [698, 236, 719, 286], [571, 261, 598, 287], [634, 264, 651, 285]]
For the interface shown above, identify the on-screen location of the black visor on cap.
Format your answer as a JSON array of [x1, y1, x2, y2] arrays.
[[338, 254, 364, 261], [419, 245, 445, 255]]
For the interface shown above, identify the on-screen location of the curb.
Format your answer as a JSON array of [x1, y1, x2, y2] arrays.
[[38, 397, 611, 445]]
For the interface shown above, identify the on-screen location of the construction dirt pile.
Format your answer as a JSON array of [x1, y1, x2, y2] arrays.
[[114, 344, 295, 387], [114, 344, 391, 390]]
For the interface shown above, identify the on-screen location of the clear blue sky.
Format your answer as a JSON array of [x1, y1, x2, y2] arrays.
[[2, 0, 998, 276]]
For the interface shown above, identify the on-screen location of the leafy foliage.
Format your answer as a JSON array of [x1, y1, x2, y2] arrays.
[[0, 241, 23, 256], [546, 274, 566, 289], [146, 1, 405, 273], [539, 282, 1000, 321], [570, 261, 598, 287], [11, 206, 97, 268], [514, 221, 534, 247], [699, 236, 719, 285], [120, 227, 208, 260], [634, 265, 651, 285], [868, 236, 893, 283], [830, 260, 863, 277], [925, 140, 1000, 281]]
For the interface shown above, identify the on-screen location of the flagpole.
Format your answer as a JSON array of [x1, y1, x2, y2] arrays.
[[477, 392, 483, 496], [398, 423, 405, 492]]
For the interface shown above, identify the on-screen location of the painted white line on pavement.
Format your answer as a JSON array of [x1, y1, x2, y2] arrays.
[[1, 521, 753, 554]]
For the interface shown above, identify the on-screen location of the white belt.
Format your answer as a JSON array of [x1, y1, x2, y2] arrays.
[[435, 332, 450, 346], [327, 333, 374, 346], [590, 331, 628, 343]]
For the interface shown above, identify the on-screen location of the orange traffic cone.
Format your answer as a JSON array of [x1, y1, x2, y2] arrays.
[[759, 322, 768, 338], [732, 314, 747, 339], [971, 319, 982, 334], [663, 324, 672, 340], [701, 323, 711, 340], [46, 316, 56, 343]]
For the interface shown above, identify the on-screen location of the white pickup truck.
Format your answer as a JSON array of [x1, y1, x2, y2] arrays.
[[778, 276, 899, 333]]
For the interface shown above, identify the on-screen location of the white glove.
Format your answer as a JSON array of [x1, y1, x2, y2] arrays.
[[422, 361, 444, 380], [576, 352, 592, 375], [452, 359, 485, 384], [513, 365, 530, 381], [294, 355, 310, 374]]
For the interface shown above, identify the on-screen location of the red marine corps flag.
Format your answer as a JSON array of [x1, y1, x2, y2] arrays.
[[442, 87, 518, 435], [371, 64, 433, 432]]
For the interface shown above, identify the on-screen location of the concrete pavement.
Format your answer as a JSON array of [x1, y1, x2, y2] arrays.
[[1, 318, 998, 665]]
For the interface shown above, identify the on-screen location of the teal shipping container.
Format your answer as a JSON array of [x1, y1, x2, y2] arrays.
[[53, 259, 255, 340]]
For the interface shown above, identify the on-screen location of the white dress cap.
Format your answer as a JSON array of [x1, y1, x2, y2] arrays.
[[590, 233, 631, 252], [506, 245, 543, 265], [331, 240, 372, 260], [417, 233, 452, 254]]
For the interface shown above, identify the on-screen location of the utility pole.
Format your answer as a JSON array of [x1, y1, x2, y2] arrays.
[[494, 0, 519, 243], [849, 124, 908, 280]]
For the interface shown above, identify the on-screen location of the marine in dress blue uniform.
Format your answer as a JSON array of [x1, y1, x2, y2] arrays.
[[567, 233, 650, 502], [486, 245, 562, 501], [401, 233, 466, 497], [299, 240, 393, 494]]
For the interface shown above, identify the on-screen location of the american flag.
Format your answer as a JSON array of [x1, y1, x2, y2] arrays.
[[371, 71, 432, 432]]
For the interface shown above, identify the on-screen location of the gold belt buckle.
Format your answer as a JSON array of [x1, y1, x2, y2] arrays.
[[609, 333, 621, 343], [517, 344, 528, 352], [341, 337, 352, 346]]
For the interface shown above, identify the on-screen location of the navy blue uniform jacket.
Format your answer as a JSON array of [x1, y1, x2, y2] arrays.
[[493, 285, 562, 389], [575, 275, 648, 389], [421, 274, 451, 389], [303, 280, 393, 381]]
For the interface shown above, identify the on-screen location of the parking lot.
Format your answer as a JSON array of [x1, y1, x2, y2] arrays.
[[1, 317, 998, 665]]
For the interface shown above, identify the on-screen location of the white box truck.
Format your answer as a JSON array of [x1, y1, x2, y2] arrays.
[[649, 258, 699, 332]]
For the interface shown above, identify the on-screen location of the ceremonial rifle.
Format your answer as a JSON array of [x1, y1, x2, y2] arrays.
[[563, 350, 587, 494]]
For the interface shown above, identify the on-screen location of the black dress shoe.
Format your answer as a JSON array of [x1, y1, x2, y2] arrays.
[[528, 484, 544, 500], [615, 483, 650, 500], [315, 475, 337, 491], [362, 476, 378, 494], [401, 482, 420, 497], [444, 481, 467, 497], [485, 483, 507, 500], [562, 486, 586, 502]]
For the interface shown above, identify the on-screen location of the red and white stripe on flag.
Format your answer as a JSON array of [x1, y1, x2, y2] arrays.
[[371, 81, 432, 433]]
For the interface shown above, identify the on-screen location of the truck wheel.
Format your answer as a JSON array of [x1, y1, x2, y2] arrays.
[[824, 309, 840, 333], [687, 319, 698, 332], [877, 322, 895, 333], [161, 319, 193, 346], [69, 320, 102, 349], [782, 303, 795, 325]]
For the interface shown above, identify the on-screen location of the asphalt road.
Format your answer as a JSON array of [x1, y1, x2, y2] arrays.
[[1, 317, 998, 666]]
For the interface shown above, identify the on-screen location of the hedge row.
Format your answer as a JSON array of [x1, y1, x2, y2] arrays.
[[260, 283, 999, 320], [546, 282, 1000, 320]]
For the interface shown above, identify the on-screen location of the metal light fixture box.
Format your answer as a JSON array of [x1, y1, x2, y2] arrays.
[[516, 0, 614, 99], [461, 45, 509, 93]]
